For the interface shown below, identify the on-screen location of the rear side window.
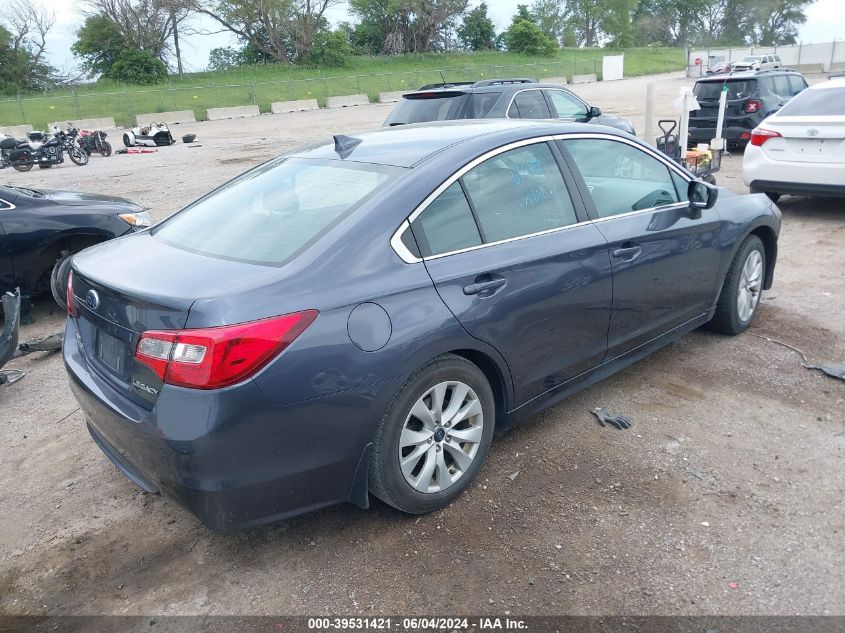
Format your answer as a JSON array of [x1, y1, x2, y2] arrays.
[[694, 80, 756, 100], [385, 93, 468, 125], [462, 143, 577, 242], [771, 75, 791, 98], [466, 92, 502, 118], [562, 139, 679, 218], [788, 75, 807, 95], [154, 158, 400, 265], [411, 182, 481, 257], [778, 87, 845, 116], [508, 90, 552, 118]]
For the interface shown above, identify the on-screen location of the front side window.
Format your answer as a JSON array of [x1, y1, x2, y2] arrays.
[[410, 182, 481, 257], [561, 139, 680, 218], [154, 158, 400, 265], [546, 90, 588, 119], [507, 91, 552, 119], [462, 143, 577, 242]]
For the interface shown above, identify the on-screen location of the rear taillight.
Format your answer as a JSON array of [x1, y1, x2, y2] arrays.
[[66, 270, 76, 317], [134, 310, 318, 390], [750, 128, 782, 147], [743, 100, 763, 113]]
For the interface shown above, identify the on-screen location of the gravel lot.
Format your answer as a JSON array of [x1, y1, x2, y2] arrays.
[[1, 71, 843, 617]]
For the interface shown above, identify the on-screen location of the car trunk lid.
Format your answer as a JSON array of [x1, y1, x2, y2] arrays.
[[71, 233, 283, 408], [760, 117, 845, 163]]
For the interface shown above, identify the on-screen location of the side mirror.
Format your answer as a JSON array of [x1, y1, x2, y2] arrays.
[[688, 180, 718, 212], [588, 106, 602, 119]]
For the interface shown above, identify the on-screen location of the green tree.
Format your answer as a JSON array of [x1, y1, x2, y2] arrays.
[[529, 0, 569, 44], [502, 19, 557, 55], [107, 48, 169, 84], [72, 14, 126, 77], [307, 29, 353, 67], [602, 0, 638, 48], [0, 0, 58, 94], [457, 2, 497, 50]]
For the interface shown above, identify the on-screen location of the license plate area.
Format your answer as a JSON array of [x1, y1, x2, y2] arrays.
[[94, 329, 128, 376]]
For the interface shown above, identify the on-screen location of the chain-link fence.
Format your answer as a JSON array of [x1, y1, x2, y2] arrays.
[[0, 59, 603, 131]]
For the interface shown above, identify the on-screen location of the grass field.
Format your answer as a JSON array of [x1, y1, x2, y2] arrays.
[[0, 48, 684, 131]]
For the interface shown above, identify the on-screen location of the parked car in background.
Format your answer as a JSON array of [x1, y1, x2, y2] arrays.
[[0, 185, 150, 311], [743, 75, 845, 201], [732, 54, 781, 72], [63, 120, 780, 532], [688, 69, 808, 148], [705, 61, 734, 75], [383, 78, 637, 135]]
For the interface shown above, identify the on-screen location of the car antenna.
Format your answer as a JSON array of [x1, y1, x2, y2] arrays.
[[439, 71, 447, 88], [333, 134, 362, 159]]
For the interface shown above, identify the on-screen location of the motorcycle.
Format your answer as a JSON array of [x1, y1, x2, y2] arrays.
[[77, 129, 112, 157], [6, 127, 88, 172]]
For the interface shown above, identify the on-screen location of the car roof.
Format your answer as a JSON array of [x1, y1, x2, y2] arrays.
[[405, 79, 569, 95], [288, 119, 611, 168], [695, 68, 801, 82], [810, 76, 845, 89]]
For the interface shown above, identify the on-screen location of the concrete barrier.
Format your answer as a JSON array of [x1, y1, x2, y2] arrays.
[[540, 77, 567, 85], [207, 105, 260, 121], [137, 110, 196, 126], [326, 94, 369, 108], [830, 62, 845, 72], [49, 117, 117, 130], [571, 74, 598, 84], [378, 91, 406, 103], [270, 99, 319, 114], [793, 63, 825, 74], [0, 124, 33, 137]]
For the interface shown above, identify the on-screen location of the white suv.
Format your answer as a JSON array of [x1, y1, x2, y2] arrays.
[[733, 54, 782, 71], [742, 76, 845, 201]]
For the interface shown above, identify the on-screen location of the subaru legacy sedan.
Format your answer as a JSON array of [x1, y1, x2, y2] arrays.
[[63, 120, 781, 532]]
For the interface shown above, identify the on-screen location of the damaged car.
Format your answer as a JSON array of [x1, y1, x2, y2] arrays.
[[0, 185, 151, 312], [63, 120, 780, 532], [122, 123, 176, 148]]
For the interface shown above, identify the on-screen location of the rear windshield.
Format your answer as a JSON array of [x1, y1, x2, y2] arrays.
[[778, 87, 845, 116], [153, 157, 401, 265], [694, 79, 756, 100], [386, 93, 468, 125]]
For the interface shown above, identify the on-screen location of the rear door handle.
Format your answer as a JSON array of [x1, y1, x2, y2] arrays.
[[612, 244, 642, 262], [463, 278, 506, 295]]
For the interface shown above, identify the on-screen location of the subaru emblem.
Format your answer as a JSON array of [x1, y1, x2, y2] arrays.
[[85, 289, 100, 310], [807, 129, 819, 137]]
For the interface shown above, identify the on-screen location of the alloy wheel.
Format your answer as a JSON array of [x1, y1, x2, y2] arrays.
[[399, 381, 484, 494], [737, 250, 763, 322]]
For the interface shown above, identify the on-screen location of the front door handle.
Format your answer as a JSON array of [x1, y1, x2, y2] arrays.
[[612, 243, 642, 262], [463, 278, 506, 295]]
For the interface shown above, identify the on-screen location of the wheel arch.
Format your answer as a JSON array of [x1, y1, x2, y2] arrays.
[[447, 348, 511, 429], [748, 225, 777, 290], [27, 232, 112, 292]]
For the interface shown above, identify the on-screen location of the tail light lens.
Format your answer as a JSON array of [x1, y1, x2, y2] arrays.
[[750, 128, 782, 147], [66, 270, 76, 317], [743, 100, 763, 113], [135, 310, 318, 390]]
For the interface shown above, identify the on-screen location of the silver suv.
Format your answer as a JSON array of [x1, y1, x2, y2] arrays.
[[733, 54, 782, 72]]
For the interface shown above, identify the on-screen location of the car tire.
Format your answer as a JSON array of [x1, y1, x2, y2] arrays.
[[369, 353, 495, 514], [50, 252, 74, 311], [707, 235, 766, 335], [750, 186, 780, 203]]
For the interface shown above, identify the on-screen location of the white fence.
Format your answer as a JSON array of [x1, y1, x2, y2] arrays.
[[687, 40, 845, 75]]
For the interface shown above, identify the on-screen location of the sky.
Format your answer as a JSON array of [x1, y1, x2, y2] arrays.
[[29, 0, 845, 76]]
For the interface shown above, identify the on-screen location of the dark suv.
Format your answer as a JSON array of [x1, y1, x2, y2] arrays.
[[689, 69, 808, 148], [383, 78, 636, 135]]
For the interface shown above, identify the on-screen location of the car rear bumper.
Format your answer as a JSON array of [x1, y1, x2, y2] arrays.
[[688, 125, 754, 145], [742, 147, 845, 196], [63, 318, 400, 532]]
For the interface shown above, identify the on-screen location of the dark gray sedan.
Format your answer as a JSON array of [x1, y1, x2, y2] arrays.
[[63, 120, 780, 532]]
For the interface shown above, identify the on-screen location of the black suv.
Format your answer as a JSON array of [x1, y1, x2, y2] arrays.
[[689, 69, 808, 148], [383, 78, 636, 135]]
